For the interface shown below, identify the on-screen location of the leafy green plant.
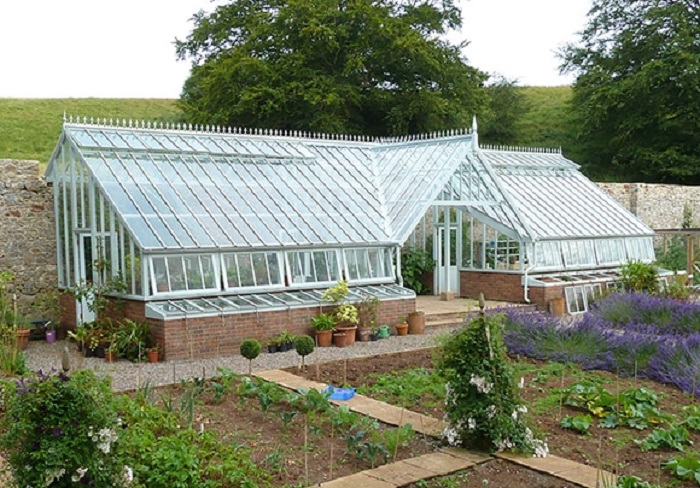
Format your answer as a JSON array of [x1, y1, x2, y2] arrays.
[[357, 367, 445, 409], [240, 338, 261, 375], [294, 335, 315, 368], [664, 453, 700, 484], [608, 475, 662, 488], [636, 423, 691, 452], [435, 312, 547, 456], [322, 280, 359, 326], [401, 246, 435, 295], [374, 423, 415, 459], [0, 370, 131, 487], [619, 261, 659, 294], [311, 312, 334, 331], [560, 414, 593, 435]]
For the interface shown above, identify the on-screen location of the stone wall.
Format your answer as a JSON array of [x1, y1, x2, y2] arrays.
[[597, 182, 700, 230], [0, 160, 56, 314]]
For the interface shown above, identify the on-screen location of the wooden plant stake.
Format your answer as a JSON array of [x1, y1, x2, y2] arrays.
[[559, 370, 565, 422], [315, 363, 320, 382], [343, 359, 347, 386], [304, 416, 309, 484], [329, 421, 334, 479], [394, 408, 405, 462]]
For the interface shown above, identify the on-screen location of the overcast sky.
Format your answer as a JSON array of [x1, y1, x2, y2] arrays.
[[0, 0, 591, 99]]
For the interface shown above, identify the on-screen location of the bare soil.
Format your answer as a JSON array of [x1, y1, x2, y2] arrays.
[[291, 349, 698, 487]]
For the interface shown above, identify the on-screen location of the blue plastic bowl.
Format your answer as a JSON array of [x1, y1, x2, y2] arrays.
[[323, 385, 356, 401]]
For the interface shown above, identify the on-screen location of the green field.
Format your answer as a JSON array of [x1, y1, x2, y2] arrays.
[[0, 88, 571, 169], [0, 99, 182, 166]]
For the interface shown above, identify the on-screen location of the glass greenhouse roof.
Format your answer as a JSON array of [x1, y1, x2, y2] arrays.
[[55, 123, 480, 252], [466, 148, 654, 241]]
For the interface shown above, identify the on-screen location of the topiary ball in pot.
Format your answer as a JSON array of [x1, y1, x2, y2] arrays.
[[240, 339, 262, 375], [294, 335, 315, 369]]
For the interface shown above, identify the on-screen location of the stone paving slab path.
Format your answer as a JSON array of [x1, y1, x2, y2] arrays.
[[254, 369, 446, 436], [255, 369, 618, 488]]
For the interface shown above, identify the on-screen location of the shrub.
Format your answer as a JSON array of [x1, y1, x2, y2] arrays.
[[619, 261, 659, 294], [240, 339, 261, 375], [294, 335, 315, 368], [311, 312, 334, 331], [435, 313, 547, 456], [0, 370, 132, 487], [401, 246, 435, 295]]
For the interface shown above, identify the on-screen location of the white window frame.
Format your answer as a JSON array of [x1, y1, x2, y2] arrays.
[[221, 251, 284, 292], [343, 247, 395, 284], [150, 253, 220, 297], [286, 249, 341, 288]]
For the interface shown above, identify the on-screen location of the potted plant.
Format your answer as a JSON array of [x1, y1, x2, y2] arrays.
[[396, 317, 409, 336], [104, 335, 119, 363], [265, 338, 278, 353], [356, 296, 379, 342], [277, 330, 295, 352], [370, 327, 380, 341], [146, 345, 160, 363], [67, 326, 88, 352], [322, 281, 358, 345], [311, 313, 334, 347]]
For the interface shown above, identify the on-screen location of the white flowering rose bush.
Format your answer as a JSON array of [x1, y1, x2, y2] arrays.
[[0, 369, 132, 487], [435, 313, 548, 457]]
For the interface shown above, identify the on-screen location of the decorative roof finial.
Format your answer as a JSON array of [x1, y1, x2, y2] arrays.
[[472, 115, 479, 150]]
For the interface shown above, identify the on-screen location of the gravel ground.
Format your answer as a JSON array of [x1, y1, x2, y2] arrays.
[[24, 326, 459, 391]]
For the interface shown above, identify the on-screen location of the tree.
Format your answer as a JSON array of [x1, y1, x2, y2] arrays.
[[176, 0, 488, 136], [479, 75, 531, 146], [560, 0, 700, 183]]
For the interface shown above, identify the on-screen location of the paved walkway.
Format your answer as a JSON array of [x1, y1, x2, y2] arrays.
[[256, 368, 618, 488]]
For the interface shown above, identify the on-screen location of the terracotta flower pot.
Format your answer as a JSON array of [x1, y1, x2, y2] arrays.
[[333, 332, 349, 348], [407, 311, 425, 335], [357, 328, 372, 342], [396, 323, 409, 336], [15, 329, 30, 351], [105, 350, 117, 363], [335, 326, 357, 345], [315, 329, 333, 347], [147, 350, 159, 363]]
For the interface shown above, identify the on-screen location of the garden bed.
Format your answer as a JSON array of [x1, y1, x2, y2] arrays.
[[291, 349, 700, 487]]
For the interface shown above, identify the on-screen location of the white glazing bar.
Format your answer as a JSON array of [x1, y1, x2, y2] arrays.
[[189, 153, 275, 246], [443, 206, 450, 292], [88, 178, 98, 285], [79, 159, 86, 228], [98, 187, 107, 281], [269, 161, 338, 242], [457, 208, 463, 268], [161, 153, 248, 246], [128, 235, 136, 295], [96, 151, 167, 248], [69, 146, 81, 288], [144, 153, 218, 247], [481, 223, 487, 269], [109, 201, 118, 280], [305, 147, 380, 242], [469, 215, 474, 269], [58, 145, 67, 286], [124, 153, 197, 248]]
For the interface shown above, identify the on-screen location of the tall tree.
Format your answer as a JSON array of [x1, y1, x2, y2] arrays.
[[561, 0, 700, 183], [479, 75, 531, 146], [176, 0, 487, 136]]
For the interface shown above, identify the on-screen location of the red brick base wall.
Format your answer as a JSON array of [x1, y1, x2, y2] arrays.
[[60, 293, 414, 361], [459, 270, 569, 311]]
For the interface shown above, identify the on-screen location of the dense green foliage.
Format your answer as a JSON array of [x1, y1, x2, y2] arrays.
[[176, 0, 487, 135], [294, 335, 315, 367], [561, 0, 700, 183], [400, 246, 435, 295], [479, 76, 531, 146], [435, 313, 547, 455], [619, 261, 659, 294], [0, 98, 181, 166]]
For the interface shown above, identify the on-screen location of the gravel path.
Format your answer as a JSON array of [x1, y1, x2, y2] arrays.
[[24, 326, 459, 391]]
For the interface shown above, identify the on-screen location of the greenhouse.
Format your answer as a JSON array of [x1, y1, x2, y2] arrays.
[[46, 117, 654, 358]]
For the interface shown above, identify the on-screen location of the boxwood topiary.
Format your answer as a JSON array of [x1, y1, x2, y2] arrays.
[[294, 335, 315, 368], [240, 339, 262, 375]]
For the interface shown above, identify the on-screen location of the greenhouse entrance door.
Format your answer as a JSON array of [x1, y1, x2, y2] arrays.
[[434, 226, 459, 296], [76, 233, 96, 325]]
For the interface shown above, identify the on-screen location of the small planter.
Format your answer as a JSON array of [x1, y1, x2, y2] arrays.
[[315, 329, 333, 347], [147, 349, 159, 363], [396, 323, 409, 336], [378, 325, 390, 339], [336, 326, 357, 345], [370, 331, 380, 341], [45, 329, 57, 343], [15, 329, 30, 351], [267, 343, 279, 353], [407, 311, 425, 335], [357, 328, 372, 342], [280, 341, 294, 352], [105, 350, 117, 363], [333, 332, 349, 348]]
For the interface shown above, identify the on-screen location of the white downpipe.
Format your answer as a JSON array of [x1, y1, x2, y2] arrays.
[[396, 246, 403, 287], [523, 243, 536, 303]]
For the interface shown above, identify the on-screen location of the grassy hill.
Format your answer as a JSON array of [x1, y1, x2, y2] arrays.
[[0, 99, 182, 166], [0, 88, 572, 169]]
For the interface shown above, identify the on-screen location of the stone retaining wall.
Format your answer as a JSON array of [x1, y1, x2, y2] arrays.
[[0, 160, 56, 313]]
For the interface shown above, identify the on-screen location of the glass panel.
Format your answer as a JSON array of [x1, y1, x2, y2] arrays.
[[152, 256, 169, 293], [201, 255, 216, 288], [224, 254, 239, 288], [252, 253, 270, 286], [168, 256, 186, 291], [184, 257, 203, 289], [238, 254, 255, 287], [267, 253, 282, 285], [356, 249, 370, 279], [314, 251, 329, 282], [345, 249, 359, 280]]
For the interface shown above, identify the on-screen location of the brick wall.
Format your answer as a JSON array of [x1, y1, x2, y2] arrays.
[[59, 293, 414, 360], [460, 271, 524, 303]]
